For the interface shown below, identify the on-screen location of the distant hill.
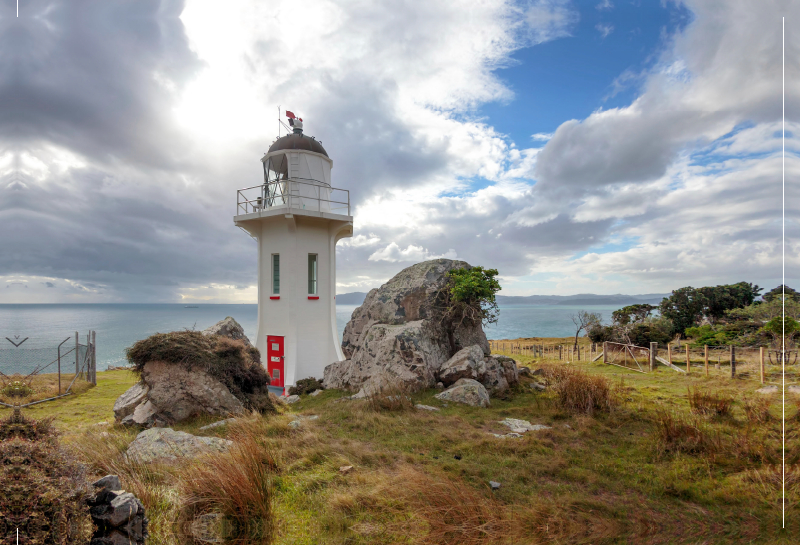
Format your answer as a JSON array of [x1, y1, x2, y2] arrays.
[[336, 292, 368, 304], [335, 291, 669, 307], [495, 294, 670, 306]]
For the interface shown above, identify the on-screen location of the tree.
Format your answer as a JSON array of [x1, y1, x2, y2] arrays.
[[612, 304, 656, 326], [570, 311, 602, 349], [659, 287, 706, 337], [435, 266, 501, 353], [698, 282, 762, 322], [762, 285, 799, 303]]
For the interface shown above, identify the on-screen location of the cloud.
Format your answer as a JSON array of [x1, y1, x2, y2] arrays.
[[596, 0, 613, 9], [368, 242, 458, 263], [595, 23, 614, 39]]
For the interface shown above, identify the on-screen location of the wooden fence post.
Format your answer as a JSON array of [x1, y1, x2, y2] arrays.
[[704, 345, 709, 377], [667, 344, 672, 368], [559, 346, 563, 360], [91, 330, 97, 385], [649, 342, 657, 371], [75, 331, 79, 376], [686, 345, 690, 374], [730, 345, 736, 378], [603, 342, 608, 365], [760, 347, 765, 384]]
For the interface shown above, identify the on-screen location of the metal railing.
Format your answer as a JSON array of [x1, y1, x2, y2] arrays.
[[237, 178, 350, 216]]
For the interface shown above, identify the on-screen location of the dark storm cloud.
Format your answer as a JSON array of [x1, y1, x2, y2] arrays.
[[0, 0, 201, 168]]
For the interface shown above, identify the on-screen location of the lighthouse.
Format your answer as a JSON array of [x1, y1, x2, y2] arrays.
[[234, 113, 353, 394]]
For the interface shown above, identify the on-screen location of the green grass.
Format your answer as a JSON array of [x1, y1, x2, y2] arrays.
[[15, 358, 794, 544]]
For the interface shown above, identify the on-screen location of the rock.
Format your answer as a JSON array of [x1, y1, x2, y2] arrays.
[[93, 475, 122, 492], [202, 316, 252, 347], [490, 432, 523, 439], [143, 361, 245, 422], [499, 418, 550, 433], [121, 400, 159, 427], [434, 378, 490, 407], [530, 383, 546, 391], [125, 428, 233, 464], [325, 320, 449, 394], [531, 368, 545, 376], [285, 395, 301, 404], [438, 345, 487, 385], [756, 385, 779, 394], [288, 420, 301, 429], [339, 465, 354, 474], [198, 418, 236, 430], [436, 382, 444, 389], [415, 404, 440, 411], [489, 481, 501, 490], [310, 389, 323, 397], [480, 355, 519, 393], [789, 385, 800, 395], [113, 383, 149, 420], [518, 366, 531, 377], [326, 259, 494, 394]]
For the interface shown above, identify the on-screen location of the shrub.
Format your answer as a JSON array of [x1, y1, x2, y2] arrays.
[[126, 331, 273, 412], [742, 396, 771, 423], [687, 387, 733, 417], [540, 365, 618, 415], [654, 411, 717, 456], [289, 377, 323, 396]]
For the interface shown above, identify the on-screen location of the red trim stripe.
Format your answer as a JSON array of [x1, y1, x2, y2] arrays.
[[270, 296, 280, 300]]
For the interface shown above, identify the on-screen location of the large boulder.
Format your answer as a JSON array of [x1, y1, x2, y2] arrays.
[[325, 320, 449, 393], [125, 428, 233, 464], [328, 259, 502, 394], [434, 378, 491, 407], [115, 330, 272, 427], [341, 259, 490, 358], [437, 345, 519, 393], [202, 316, 252, 347]]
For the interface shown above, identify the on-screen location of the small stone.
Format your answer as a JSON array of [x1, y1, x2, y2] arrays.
[[530, 383, 546, 391], [518, 367, 532, 377], [415, 404, 440, 411], [756, 385, 779, 395], [285, 395, 301, 404], [93, 475, 122, 492], [93, 421, 109, 427], [436, 382, 444, 390], [531, 368, 545, 376], [489, 481, 501, 490], [199, 418, 236, 430], [339, 465, 354, 474], [454, 454, 462, 460], [499, 418, 550, 432], [288, 420, 301, 429], [310, 389, 323, 397], [789, 385, 800, 395]]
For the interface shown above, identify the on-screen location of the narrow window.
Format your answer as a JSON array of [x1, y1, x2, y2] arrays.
[[272, 369, 280, 380], [308, 254, 318, 295], [272, 254, 280, 294]]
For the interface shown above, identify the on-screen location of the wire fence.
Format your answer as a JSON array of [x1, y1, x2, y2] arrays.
[[490, 338, 786, 384], [0, 332, 97, 408]]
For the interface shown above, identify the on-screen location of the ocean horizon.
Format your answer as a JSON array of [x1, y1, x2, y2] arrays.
[[0, 303, 626, 372]]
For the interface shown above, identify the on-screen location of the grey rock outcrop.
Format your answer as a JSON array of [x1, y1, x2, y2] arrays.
[[125, 427, 233, 464], [115, 361, 245, 427], [89, 475, 148, 545], [326, 259, 506, 394], [202, 316, 252, 346], [434, 378, 491, 407]]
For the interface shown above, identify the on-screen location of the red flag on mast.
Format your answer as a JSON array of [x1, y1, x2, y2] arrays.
[[285, 111, 296, 119]]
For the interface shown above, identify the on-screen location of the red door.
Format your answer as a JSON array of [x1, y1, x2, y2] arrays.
[[267, 335, 285, 391]]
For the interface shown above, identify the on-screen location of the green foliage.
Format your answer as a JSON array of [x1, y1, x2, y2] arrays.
[[288, 377, 323, 396], [627, 320, 673, 347], [762, 284, 799, 303], [126, 331, 274, 412], [659, 282, 761, 336], [762, 316, 800, 339], [444, 266, 501, 326], [612, 304, 656, 326]]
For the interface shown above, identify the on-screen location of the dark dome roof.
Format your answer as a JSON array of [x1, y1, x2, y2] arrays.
[[267, 133, 328, 157]]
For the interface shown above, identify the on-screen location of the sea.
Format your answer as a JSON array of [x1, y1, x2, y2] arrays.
[[0, 303, 624, 372]]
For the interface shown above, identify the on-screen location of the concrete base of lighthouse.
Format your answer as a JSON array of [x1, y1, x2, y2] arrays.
[[235, 206, 352, 391]]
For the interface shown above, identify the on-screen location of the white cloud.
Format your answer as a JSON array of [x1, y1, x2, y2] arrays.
[[368, 242, 458, 263], [595, 23, 614, 39]]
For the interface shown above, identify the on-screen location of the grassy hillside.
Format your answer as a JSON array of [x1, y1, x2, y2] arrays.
[[2, 356, 792, 544]]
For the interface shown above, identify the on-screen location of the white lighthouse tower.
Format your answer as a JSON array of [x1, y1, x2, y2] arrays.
[[234, 113, 353, 394]]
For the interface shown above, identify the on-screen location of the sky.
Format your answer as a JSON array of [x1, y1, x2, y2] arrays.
[[0, 0, 797, 303]]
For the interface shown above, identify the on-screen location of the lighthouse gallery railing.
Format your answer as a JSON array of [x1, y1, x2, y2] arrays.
[[236, 178, 350, 216]]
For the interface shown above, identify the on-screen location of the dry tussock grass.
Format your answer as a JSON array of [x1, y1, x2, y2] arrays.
[[742, 395, 772, 423], [687, 387, 733, 417], [654, 411, 718, 457], [539, 365, 619, 415], [365, 381, 416, 413]]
